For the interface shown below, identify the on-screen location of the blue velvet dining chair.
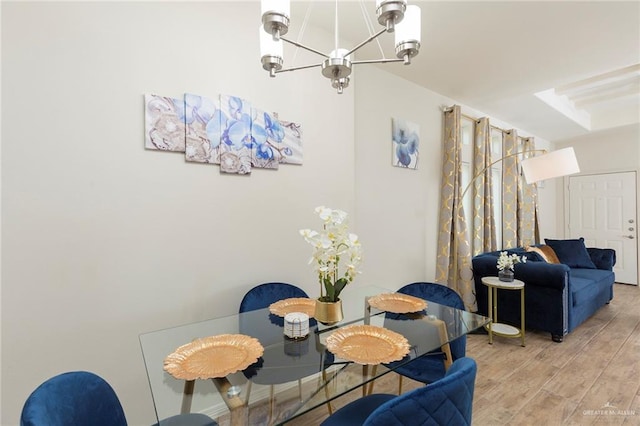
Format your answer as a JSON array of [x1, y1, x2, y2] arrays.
[[239, 282, 336, 418], [385, 282, 467, 393], [20, 371, 127, 426], [320, 356, 477, 426], [20, 371, 217, 426], [239, 281, 310, 313], [239, 281, 317, 329]]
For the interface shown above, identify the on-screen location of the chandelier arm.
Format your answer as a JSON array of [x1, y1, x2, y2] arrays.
[[351, 58, 404, 65], [343, 28, 387, 58], [260, 2, 420, 93], [276, 63, 324, 74], [280, 36, 329, 59]]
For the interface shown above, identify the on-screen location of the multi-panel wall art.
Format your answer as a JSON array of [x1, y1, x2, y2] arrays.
[[145, 93, 303, 175], [391, 117, 419, 169]]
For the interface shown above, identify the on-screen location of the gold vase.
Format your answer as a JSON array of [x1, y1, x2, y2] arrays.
[[314, 299, 344, 325]]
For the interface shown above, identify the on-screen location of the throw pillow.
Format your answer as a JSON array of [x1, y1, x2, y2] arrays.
[[544, 238, 597, 269], [526, 245, 560, 264]]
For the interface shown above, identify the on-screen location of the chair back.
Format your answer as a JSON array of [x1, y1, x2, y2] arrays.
[[364, 357, 477, 426], [239, 281, 315, 342], [238, 282, 332, 384], [20, 371, 127, 426], [397, 282, 467, 358], [239, 282, 309, 313]]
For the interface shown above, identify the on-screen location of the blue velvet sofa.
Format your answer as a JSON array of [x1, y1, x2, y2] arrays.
[[472, 239, 616, 342]]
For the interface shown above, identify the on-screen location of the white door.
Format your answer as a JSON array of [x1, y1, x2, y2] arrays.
[[568, 171, 638, 285]]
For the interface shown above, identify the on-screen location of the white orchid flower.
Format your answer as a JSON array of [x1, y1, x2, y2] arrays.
[[497, 251, 526, 271], [301, 207, 363, 302]]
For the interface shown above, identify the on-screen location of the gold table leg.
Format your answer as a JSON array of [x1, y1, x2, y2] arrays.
[[436, 319, 453, 371], [211, 377, 247, 426], [421, 316, 453, 371], [488, 286, 494, 344], [362, 365, 369, 397], [521, 286, 526, 347], [180, 380, 195, 414], [366, 364, 378, 395], [321, 368, 334, 415]]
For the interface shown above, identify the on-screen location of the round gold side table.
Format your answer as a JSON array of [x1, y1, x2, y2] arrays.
[[481, 276, 525, 347]]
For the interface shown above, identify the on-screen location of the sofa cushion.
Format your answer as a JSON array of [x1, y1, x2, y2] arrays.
[[545, 238, 597, 269], [526, 245, 560, 264], [570, 268, 614, 306], [587, 248, 617, 271]]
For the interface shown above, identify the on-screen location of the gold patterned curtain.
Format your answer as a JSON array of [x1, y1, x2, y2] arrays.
[[472, 118, 497, 255], [517, 137, 540, 246], [502, 131, 539, 248], [436, 105, 476, 311], [502, 130, 519, 248]]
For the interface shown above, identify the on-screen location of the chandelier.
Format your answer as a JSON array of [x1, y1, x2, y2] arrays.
[[260, 0, 421, 94]]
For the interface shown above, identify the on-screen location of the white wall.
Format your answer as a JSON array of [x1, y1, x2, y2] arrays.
[[554, 124, 640, 236], [557, 124, 639, 174], [1, 2, 561, 425], [353, 66, 448, 283], [1, 2, 355, 424], [353, 66, 558, 285]]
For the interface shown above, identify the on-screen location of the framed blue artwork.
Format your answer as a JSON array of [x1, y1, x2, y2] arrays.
[[392, 117, 419, 169], [144, 93, 303, 176]]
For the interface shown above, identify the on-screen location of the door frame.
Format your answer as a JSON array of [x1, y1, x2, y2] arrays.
[[563, 169, 639, 285]]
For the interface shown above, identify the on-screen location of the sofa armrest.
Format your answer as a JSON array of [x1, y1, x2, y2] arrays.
[[587, 248, 616, 271]]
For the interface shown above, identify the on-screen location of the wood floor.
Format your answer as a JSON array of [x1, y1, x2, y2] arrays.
[[282, 283, 640, 425]]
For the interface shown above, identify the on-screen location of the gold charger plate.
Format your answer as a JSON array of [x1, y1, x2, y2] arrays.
[[164, 334, 264, 380], [326, 324, 410, 365], [368, 293, 427, 314], [269, 297, 316, 318]]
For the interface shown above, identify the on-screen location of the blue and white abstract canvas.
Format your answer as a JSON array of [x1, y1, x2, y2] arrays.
[[183, 93, 221, 164], [392, 117, 419, 169], [251, 108, 281, 169], [279, 118, 303, 165], [219, 95, 253, 175], [144, 92, 305, 175], [145, 94, 186, 152]]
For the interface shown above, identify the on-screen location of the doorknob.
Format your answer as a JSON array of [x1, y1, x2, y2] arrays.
[[623, 235, 635, 239]]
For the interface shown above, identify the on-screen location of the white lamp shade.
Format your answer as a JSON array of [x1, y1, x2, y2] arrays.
[[395, 5, 421, 44], [261, 0, 290, 17], [260, 25, 283, 58], [521, 147, 580, 184]]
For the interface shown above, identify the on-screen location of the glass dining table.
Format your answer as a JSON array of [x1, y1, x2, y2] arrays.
[[139, 285, 489, 425]]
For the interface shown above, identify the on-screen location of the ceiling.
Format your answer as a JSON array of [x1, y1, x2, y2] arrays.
[[285, 1, 640, 142]]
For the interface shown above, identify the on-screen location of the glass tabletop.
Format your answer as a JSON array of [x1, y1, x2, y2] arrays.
[[139, 285, 489, 425]]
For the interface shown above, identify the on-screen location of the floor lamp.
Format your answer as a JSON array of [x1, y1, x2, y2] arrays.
[[461, 147, 580, 200], [520, 147, 580, 184], [452, 147, 580, 291]]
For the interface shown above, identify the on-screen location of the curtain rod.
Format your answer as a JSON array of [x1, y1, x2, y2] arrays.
[[461, 111, 513, 135], [443, 105, 529, 138]]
